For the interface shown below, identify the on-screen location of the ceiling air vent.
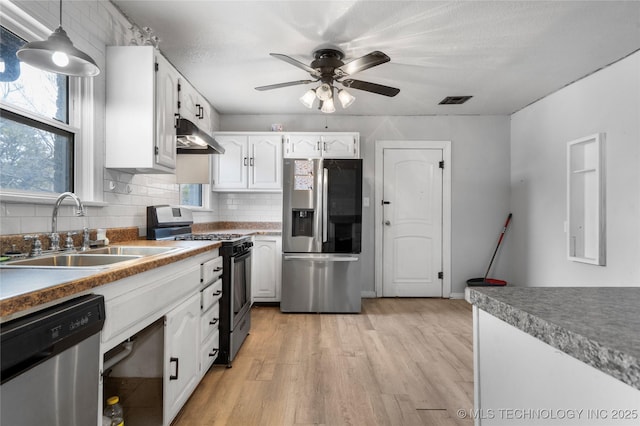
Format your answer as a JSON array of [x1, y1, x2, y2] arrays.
[[439, 96, 473, 105]]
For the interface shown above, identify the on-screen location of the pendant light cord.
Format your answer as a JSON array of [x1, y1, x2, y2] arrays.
[[59, 0, 63, 27]]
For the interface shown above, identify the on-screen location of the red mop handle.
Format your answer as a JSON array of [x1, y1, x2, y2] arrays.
[[484, 213, 513, 280]]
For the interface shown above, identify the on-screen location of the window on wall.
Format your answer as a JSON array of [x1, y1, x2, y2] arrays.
[[180, 184, 203, 207], [0, 25, 76, 194]]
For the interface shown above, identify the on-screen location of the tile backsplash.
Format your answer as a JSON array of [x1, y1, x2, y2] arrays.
[[216, 193, 282, 223]]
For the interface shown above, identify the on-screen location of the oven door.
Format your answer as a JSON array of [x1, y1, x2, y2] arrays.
[[230, 249, 252, 331]]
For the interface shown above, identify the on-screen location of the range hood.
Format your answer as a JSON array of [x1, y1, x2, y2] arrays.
[[176, 118, 225, 154]]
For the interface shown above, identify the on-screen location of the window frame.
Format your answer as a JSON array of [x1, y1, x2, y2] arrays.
[[0, 1, 96, 204]]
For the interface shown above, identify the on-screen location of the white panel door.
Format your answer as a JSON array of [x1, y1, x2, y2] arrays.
[[382, 149, 443, 297]]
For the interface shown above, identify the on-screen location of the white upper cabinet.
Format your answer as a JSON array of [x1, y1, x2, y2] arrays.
[[212, 133, 282, 191], [284, 133, 359, 158], [106, 46, 179, 173], [179, 78, 213, 135]]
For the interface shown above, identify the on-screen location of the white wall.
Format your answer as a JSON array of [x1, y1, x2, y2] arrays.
[[510, 51, 640, 286], [220, 115, 511, 296]]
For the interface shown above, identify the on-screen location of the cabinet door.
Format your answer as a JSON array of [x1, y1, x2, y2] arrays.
[[164, 293, 200, 425], [248, 135, 282, 189], [212, 135, 248, 189], [251, 236, 282, 302], [198, 101, 213, 135], [285, 134, 322, 158], [321, 134, 359, 158], [180, 79, 212, 135], [178, 78, 200, 123], [155, 53, 179, 169]]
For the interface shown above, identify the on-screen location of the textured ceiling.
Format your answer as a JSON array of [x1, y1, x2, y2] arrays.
[[112, 1, 640, 116]]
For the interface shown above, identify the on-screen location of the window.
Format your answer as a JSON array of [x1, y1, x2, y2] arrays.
[[0, 25, 75, 194], [180, 184, 203, 207]]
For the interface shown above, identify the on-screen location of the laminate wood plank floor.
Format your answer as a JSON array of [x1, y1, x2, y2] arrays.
[[173, 298, 474, 426]]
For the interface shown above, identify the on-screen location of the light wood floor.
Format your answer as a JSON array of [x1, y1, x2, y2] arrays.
[[173, 298, 474, 426]]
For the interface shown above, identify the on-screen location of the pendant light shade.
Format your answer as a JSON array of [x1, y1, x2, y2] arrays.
[[16, 1, 100, 77]]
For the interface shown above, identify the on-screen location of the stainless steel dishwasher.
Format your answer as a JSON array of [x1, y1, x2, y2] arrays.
[[1, 294, 106, 426]]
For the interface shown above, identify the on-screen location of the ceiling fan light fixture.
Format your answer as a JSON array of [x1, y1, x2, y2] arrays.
[[315, 83, 333, 101], [320, 97, 336, 113], [299, 88, 316, 108], [338, 89, 355, 109], [16, 1, 100, 77]]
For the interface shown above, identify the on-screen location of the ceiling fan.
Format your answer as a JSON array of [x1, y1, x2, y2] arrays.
[[255, 47, 400, 112]]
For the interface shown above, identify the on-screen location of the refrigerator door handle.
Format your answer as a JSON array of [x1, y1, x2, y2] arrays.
[[322, 167, 329, 243], [283, 255, 359, 262]]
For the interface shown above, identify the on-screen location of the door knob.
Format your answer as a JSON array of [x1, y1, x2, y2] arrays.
[[384, 220, 391, 226]]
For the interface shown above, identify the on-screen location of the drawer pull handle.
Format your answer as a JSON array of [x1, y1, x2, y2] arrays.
[[212, 290, 222, 296], [213, 267, 222, 272], [169, 357, 179, 380], [209, 349, 219, 357], [209, 318, 219, 325]]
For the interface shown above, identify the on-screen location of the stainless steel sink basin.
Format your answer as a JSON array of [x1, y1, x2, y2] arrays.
[[85, 246, 181, 256], [6, 254, 142, 268]]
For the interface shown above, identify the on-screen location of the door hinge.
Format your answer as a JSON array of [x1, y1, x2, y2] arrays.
[[177, 83, 181, 92], [438, 271, 443, 279], [439, 161, 444, 169], [155, 62, 158, 72], [155, 146, 159, 155], [177, 100, 181, 109]]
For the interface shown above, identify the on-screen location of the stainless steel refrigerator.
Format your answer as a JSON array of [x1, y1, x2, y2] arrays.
[[281, 158, 363, 313]]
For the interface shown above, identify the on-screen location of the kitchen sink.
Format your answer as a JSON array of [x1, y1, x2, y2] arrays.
[[85, 246, 181, 256], [5, 254, 142, 268]]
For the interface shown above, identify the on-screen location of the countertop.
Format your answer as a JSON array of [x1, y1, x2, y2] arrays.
[[0, 240, 221, 322], [466, 286, 640, 391]]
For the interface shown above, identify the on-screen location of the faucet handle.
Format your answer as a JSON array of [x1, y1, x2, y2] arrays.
[[24, 235, 43, 257], [48, 232, 60, 251], [64, 232, 78, 251]]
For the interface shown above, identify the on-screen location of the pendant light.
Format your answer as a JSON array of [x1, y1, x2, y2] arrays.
[[16, 0, 100, 77]]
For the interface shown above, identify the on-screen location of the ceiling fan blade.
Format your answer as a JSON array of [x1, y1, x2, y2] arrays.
[[270, 53, 319, 76], [341, 79, 400, 97], [255, 80, 315, 91], [336, 51, 390, 76]]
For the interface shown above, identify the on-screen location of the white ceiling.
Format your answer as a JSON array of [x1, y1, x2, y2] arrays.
[[112, 1, 640, 116]]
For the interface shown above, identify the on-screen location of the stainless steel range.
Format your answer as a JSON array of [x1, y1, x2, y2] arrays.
[[146, 205, 252, 367]]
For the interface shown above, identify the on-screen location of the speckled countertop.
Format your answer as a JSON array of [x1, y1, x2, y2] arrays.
[[0, 240, 221, 322], [466, 286, 640, 391]]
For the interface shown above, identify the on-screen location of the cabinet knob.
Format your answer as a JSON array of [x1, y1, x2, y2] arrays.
[[208, 349, 219, 357], [209, 318, 219, 325]]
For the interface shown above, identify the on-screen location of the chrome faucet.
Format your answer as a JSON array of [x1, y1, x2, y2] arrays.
[[50, 192, 86, 251]]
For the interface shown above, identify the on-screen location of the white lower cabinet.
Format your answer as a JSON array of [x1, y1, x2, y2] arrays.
[[251, 236, 282, 302], [97, 250, 221, 426], [164, 293, 200, 425]]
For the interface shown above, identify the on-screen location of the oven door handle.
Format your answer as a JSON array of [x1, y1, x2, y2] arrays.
[[232, 250, 252, 263]]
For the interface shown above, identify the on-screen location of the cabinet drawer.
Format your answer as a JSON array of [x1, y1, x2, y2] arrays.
[[200, 302, 220, 342], [201, 279, 222, 312], [200, 329, 219, 373], [202, 256, 223, 285]]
